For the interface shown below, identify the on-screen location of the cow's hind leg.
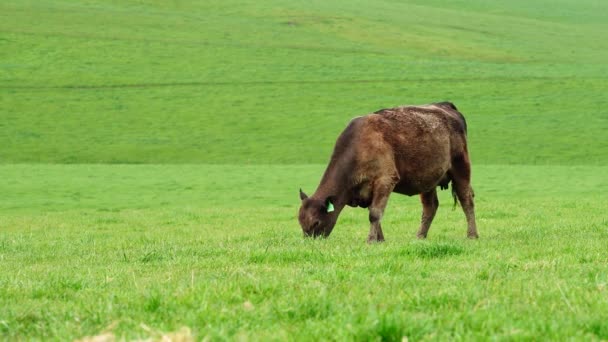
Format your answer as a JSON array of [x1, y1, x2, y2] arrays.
[[367, 177, 397, 243], [451, 154, 479, 239], [417, 189, 439, 239]]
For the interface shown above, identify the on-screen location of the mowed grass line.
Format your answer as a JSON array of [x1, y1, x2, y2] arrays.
[[1, 164, 607, 340]]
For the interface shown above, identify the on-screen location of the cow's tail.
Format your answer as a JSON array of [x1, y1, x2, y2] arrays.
[[451, 183, 459, 210]]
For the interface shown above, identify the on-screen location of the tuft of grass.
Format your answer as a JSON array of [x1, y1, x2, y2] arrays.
[[400, 241, 466, 259], [144, 292, 163, 314], [356, 314, 405, 342]]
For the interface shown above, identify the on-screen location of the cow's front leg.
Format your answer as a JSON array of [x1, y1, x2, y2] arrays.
[[367, 178, 396, 243]]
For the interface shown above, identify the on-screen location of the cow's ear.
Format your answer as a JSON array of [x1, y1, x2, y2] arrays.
[[325, 196, 336, 212], [299, 189, 308, 201]]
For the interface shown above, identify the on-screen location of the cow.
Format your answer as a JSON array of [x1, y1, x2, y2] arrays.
[[298, 102, 478, 242]]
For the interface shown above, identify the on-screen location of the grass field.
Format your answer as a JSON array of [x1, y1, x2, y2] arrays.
[[1, 164, 607, 340], [1, 0, 608, 340]]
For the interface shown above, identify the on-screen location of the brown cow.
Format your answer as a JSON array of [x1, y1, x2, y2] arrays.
[[298, 102, 478, 242]]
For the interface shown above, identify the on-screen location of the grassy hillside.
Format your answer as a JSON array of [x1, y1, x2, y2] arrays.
[[2, 0, 607, 164]]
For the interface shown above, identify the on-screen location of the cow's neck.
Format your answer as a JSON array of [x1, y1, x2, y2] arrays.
[[312, 156, 353, 209]]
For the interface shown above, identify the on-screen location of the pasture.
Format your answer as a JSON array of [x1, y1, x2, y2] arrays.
[[0, 165, 608, 340], [1, 0, 608, 340]]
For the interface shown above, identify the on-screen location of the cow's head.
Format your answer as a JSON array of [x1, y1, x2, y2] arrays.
[[298, 189, 338, 238]]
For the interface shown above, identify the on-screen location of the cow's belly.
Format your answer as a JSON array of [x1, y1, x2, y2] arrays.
[[393, 181, 424, 196], [393, 180, 436, 196], [392, 141, 451, 195], [393, 165, 450, 196]]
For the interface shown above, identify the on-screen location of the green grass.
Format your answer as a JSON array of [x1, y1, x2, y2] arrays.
[[1, 0, 607, 164], [1, 164, 608, 340], [2, 0, 608, 340]]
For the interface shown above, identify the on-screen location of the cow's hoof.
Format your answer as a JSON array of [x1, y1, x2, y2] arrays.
[[367, 237, 385, 244], [467, 233, 479, 239], [416, 233, 427, 239]]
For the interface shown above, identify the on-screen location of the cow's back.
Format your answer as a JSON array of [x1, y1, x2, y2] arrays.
[[355, 104, 467, 195]]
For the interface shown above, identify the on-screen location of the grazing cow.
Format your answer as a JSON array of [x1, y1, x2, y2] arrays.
[[298, 102, 478, 242]]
